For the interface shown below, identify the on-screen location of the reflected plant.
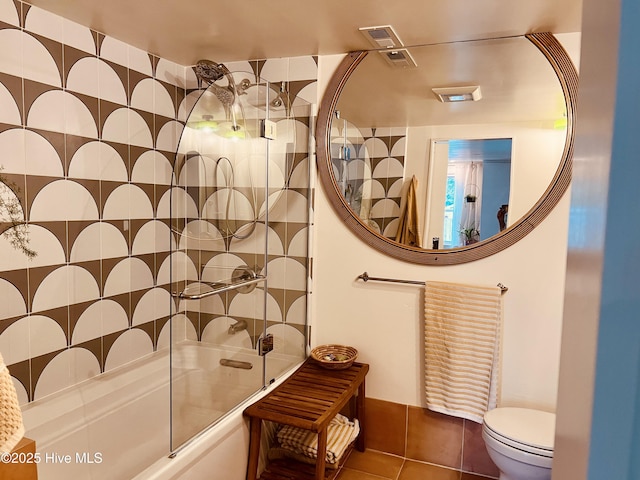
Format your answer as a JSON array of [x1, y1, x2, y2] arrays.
[[0, 169, 36, 259], [460, 225, 480, 245]]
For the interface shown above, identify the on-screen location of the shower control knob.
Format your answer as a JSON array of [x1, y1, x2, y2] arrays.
[[258, 334, 274, 356]]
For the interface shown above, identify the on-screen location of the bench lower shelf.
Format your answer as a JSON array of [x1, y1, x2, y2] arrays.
[[258, 460, 340, 480], [258, 444, 355, 480]]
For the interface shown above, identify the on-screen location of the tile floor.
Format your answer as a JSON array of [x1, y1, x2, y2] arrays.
[[336, 449, 495, 480], [361, 399, 499, 478]]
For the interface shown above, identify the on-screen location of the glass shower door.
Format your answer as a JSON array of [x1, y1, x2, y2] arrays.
[[169, 66, 313, 452], [169, 71, 270, 451]]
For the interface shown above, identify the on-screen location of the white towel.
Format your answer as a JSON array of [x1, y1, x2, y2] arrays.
[[276, 414, 359, 464], [0, 353, 24, 453], [424, 281, 502, 423]]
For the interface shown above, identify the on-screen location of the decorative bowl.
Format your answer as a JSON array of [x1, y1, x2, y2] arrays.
[[310, 345, 358, 370]]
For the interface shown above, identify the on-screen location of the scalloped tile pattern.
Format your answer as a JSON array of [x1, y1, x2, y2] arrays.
[[331, 124, 406, 237], [0, 0, 315, 403]]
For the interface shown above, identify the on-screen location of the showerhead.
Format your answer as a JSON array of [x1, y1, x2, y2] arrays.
[[195, 60, 229, 84], [193, 59, 244, 133]]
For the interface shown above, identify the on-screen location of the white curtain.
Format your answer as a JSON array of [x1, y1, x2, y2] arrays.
[[451, 161, 483, 246]]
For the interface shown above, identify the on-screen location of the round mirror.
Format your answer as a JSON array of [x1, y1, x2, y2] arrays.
[[316, 32, 577, 265]]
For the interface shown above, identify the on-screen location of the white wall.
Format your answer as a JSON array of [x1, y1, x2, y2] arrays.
[[311, 34, 580, 412]]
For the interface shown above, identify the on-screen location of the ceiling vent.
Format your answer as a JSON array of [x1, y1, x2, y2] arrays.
[[432, 86, 482, 103], [378, 48, 417, 68], [359, 25, 403, 49]]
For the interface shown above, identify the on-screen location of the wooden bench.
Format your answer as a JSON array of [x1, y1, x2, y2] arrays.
[[0, 437, 38, 480], [244, 358, 369, 480]]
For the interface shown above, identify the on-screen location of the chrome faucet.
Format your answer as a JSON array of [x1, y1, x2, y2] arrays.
[[228, 319, 248, 335]]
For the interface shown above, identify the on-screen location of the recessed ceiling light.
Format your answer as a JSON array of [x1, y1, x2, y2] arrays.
[[359, 25, 403, 49], [432, 86, 482, 103]]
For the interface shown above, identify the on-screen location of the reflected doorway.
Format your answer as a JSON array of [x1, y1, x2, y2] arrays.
[[426, 138, 512, 248]]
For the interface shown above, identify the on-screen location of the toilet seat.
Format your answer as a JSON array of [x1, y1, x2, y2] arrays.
[[483, 407, 555, 458]]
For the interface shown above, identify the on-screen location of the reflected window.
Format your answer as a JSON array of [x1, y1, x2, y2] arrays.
[[443, 175, 455, 247]]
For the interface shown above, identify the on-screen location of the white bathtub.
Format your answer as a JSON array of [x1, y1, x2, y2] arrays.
[[21, 344, 302, 480]]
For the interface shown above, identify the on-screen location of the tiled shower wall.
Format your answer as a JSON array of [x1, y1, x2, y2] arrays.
[[0, 0, 316, 404]]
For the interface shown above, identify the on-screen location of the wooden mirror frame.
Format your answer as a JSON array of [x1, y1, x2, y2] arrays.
[[316, 32, 578, 265]]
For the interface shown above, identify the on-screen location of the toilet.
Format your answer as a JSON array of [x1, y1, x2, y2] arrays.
[[482, 407, 555, 480]]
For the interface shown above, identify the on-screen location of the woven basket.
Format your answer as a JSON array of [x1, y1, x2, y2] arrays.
[[310, 345, 358, 370]]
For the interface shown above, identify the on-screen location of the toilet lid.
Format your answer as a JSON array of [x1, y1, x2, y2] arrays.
[[483, 407, 555, 451]]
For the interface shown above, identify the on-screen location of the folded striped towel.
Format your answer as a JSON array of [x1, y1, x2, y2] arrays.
[[276, 414, 359, 464], [0, 353, 24, 453], [424, 281, 502, 423]]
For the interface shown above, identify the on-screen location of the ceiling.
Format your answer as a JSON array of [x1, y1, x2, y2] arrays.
[[25, 0, 583, 130], [26, 0, 583, 66], [336, 34, 578, 128]]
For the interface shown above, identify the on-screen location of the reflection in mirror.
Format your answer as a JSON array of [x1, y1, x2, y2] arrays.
[[429, 138, 512, 248], [318, 33, 579, 264], [326, 34, 572, 257]]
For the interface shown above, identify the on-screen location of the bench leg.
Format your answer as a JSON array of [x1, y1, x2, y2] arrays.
[[355, 378, 366, 452], [246, 418, 261, 480], [315, 428, 327, 480]]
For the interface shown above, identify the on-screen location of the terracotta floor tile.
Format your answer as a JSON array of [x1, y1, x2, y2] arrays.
[[365, 398, 407, 457], [462, 420, 499, 478], [461, 473, 497, 480], [337, 467, 392, 480], [343, 449, 404, 478], [406, 406, 463, 468], [398, 460, 461, 480]]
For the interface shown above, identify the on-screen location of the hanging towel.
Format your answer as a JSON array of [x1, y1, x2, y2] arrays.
[[424, 281, 502, 423], [395, 175, 423, 248], [0, 353, 24, 453]]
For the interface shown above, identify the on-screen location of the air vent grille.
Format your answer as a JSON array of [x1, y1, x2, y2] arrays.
[[378, 48, 417, 68], [359, 25, 403, 49]]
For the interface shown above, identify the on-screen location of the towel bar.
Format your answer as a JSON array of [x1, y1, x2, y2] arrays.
[[356, 272, 508, 292]]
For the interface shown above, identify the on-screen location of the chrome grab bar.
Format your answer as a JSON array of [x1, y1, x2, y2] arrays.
[[174, 275, 266, 300]]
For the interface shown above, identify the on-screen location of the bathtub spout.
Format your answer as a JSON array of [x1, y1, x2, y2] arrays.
[[228, 319, 248, 334]]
